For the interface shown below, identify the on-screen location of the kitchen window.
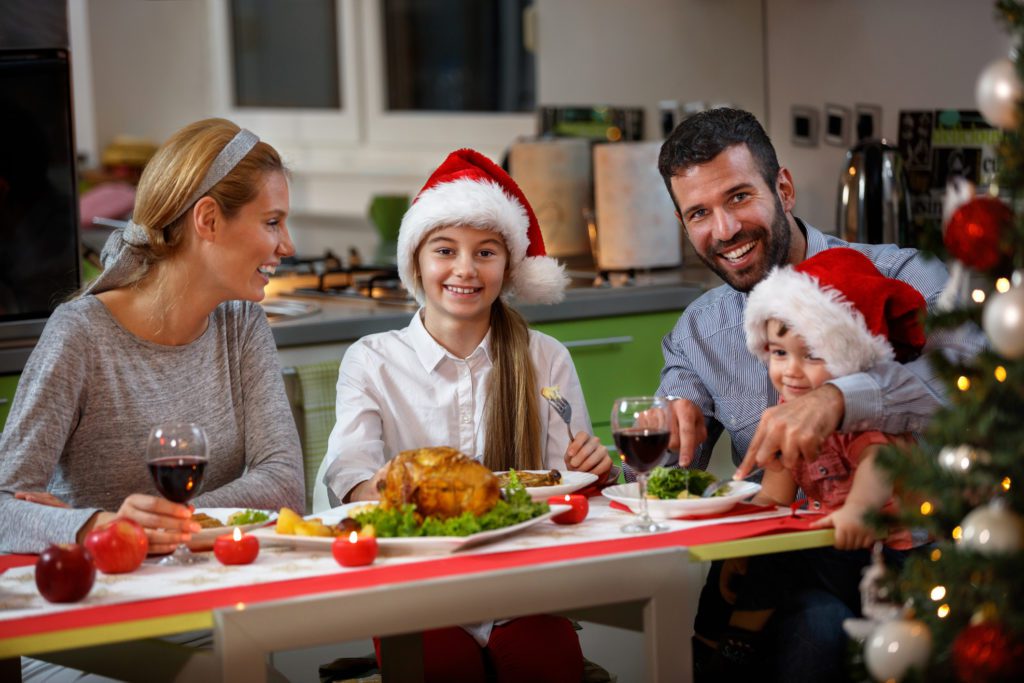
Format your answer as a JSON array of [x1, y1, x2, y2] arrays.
[[209, 0, 536, 172]]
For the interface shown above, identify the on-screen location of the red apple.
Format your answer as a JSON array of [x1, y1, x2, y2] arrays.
[[35, 544, 96, 603], [85, 517, 149, 574]]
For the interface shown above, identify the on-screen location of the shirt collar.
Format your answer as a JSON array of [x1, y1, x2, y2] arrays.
[[800, 218, 830, 259], [408, 308, 493, 372]]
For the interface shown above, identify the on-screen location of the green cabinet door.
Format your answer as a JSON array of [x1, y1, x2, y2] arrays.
[[0, 373, 19, 433], [534, 310, 679, 445]]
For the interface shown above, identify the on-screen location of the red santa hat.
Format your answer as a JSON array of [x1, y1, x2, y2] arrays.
[[744, 248, 928, 376], [397, 148, 568, 305]]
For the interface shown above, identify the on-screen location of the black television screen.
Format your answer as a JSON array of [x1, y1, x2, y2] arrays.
[[0, 48, 80, 324]]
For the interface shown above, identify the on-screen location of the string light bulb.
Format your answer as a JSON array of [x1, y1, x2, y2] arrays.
[[953, 525, 963, 540], [930, 548, 942, 561], [1002, 476, 1012, 491], [930, 585, 947, 601], [957, 376, 971, 391], [920, 501, 934, 515], [996, 277, 1010, 293], [972, 289, 987, 303], [995, 366, 1007, 382], [938, 604, 951, 618]]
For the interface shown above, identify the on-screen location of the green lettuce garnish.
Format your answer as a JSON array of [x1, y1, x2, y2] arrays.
[[646, 467, 725, 499]]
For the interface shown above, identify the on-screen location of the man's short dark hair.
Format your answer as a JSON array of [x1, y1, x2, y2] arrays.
[[657, 108, 781, 211]]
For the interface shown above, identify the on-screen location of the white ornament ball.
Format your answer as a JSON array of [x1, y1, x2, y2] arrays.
[[976, 56, 1022, 129], [957, 501, 1024, 555], [864, 618, 932, 682], [937, 445, 991, 473], [983, 283, 1024, 359]]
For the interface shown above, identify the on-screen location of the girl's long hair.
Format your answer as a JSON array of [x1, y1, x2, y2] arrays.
[[483, 298, 542, 471]]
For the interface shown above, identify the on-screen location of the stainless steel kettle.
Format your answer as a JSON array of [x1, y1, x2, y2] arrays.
[[836, 139, 912, 246]]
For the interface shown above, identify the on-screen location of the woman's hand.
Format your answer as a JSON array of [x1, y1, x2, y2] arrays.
[[811, 503, 878, 550], [15, 491, 70, 508], [113, 494, 199, 555], [564, 432, 612, 480]]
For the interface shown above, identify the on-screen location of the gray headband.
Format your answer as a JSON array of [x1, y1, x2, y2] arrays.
[[85, 129, 260, 295]]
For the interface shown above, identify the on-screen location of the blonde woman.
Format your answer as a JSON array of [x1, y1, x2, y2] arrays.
[[321, 149, 611, 682], [0, 118, 304, 554]]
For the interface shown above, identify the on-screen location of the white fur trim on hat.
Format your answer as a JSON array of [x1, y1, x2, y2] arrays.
[[744, 266, 895, 377], [397, 176, 567, 305]]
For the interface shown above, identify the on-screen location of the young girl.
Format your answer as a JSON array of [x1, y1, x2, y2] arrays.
[[0, 118, 305, 554], [320, 149, 612, 682], [692, 247, 929, 679]]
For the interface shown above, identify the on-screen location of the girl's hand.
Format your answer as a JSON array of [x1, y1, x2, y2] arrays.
[[115, 494, 198, 555], [564, 432, 612, 480], [347, 465, 389, 503], [810, 503, 877, 550], [15, 491, 70, 508]]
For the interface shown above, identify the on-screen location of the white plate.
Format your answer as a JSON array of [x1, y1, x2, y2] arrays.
[[250, 502, 570, 555], [602, 481, 761, 519], [189, 508, 277, 549], [496, 470, 599, 501]]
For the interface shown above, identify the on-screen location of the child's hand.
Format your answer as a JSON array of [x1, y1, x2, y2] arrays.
[[810, 503, 878, 550], [564, 433, 612, 480]]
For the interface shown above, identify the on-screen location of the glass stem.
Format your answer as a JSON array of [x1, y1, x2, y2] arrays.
[[637, 472, 652, 522]]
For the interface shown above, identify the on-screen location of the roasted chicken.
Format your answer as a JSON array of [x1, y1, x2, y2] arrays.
[[378, 446, 500, 520]]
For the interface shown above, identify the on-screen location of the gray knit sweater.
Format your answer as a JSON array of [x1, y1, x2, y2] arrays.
[[0, 296, 305, 553]]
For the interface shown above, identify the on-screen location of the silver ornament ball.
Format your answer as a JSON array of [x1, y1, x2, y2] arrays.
[[937, 445, 991, 473], [976, 56, 1023, 129], [957, 500, 1024, 555], [864, 618, 932, 681], [983, 282, 1024, 359]]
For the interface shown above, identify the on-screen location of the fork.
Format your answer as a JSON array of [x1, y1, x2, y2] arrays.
[[702, 467, 765, 497], [542, 387, 574, 442]]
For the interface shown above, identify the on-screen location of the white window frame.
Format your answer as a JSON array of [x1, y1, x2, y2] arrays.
[[206, 0, 535, 175]]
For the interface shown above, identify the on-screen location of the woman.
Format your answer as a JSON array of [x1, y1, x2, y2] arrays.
[[320, 149, 611, 682], [0, 118, 304, 554]]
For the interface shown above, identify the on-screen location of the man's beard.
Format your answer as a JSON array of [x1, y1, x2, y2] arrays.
[[692, 195, 792, 293]]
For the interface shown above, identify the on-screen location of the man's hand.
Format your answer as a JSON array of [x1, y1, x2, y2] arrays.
[[667, 398, 707, 467], [734, 384, 844, 479]]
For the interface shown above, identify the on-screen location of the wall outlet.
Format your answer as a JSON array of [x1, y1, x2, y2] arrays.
[[824, 103, 850, 147], [791, 105, 818, 147]]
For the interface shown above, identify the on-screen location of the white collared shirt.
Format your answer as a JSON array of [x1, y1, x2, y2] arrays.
[[323, 309, 593, 502]]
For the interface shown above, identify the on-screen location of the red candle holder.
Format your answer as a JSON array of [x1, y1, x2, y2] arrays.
[[332, 531, 378, 567], [213, 527, 260, 565], [548, 494, 589, 524]]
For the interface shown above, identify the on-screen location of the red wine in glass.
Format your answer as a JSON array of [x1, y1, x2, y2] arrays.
[[145, 422, 210, 565], [613, 428, 670, 473], [147, 456, 207, 504]]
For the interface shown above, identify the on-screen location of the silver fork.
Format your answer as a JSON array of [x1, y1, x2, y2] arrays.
[[542, 388, 574, 441]]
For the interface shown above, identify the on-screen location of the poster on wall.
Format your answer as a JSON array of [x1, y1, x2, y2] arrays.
[[898, 110, 1002, 233]]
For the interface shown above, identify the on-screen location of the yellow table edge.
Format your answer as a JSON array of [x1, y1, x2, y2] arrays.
[[0, 610, 212, 658], [687, 529, 835, 562]]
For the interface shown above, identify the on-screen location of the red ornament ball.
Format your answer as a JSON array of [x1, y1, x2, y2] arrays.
[[952, 620, 1024, 683], [944, 196, 1012, 271]]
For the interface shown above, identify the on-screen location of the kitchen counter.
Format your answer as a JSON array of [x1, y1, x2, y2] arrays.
[[0, 266, 720, 374]]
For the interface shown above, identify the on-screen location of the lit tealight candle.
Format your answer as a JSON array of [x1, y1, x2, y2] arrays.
[[548, 494, 589, 524], [213, 527, 259, 565], [332, 530, 378, 567]]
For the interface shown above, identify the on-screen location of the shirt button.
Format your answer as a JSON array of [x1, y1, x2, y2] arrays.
[[813, 501, 822, 510], [818, 466, 828, 475], [462, 414, 471, 424]]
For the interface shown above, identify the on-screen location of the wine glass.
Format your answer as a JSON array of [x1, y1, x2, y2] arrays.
[[611, 396, 671, 533], [145, 422, 210, 565]]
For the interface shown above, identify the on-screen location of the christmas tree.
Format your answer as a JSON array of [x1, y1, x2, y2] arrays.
[[865, 2, 1024, 681]]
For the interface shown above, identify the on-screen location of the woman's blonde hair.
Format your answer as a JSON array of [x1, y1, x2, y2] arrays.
[[483, 299, 542, 471], [133, 117, 283, 262]]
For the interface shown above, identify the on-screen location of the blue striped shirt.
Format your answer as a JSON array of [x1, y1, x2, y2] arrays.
[[657, 221, 985, 471]]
